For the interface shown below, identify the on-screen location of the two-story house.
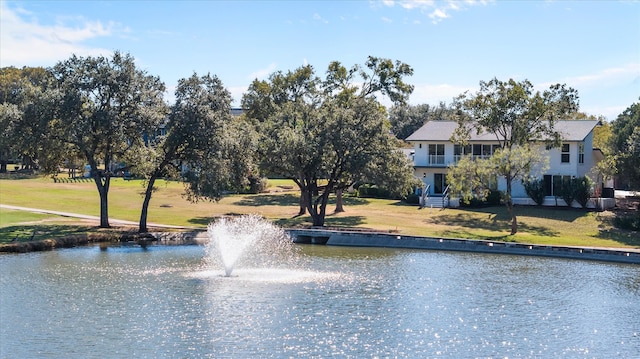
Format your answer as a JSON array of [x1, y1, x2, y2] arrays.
[[405, 120, 612, 208]]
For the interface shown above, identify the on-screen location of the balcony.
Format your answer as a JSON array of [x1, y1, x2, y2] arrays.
[[428, 155, 445, 166]]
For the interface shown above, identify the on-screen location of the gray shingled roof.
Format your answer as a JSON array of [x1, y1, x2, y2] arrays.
[[405, 120, 599, 142]]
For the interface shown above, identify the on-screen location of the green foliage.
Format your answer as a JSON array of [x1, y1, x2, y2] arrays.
[[523, 177, 546, 205], [613, 212, 640, 231], [242, 57, 415, 226], [486, 189, 502, 205], [609, 100, 640, 189], [357, 184, 391, 199], [0, 66, 61, 173], [446, 155, 493, 205], [459, 189, 502, 207], [166, 73, 258, 205], [557, 176, 592, 208], [574, 176, 593, 208], [246, 176, 269, 194], [404, 192, 420, 204], [49, 52, 168, 227], [388, 102, 455, 140], [558, 177, 577, 207], [452, 77, 577, 234]]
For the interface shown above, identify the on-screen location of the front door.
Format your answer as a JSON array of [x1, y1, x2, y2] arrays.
[[434, 173, 446, 194]]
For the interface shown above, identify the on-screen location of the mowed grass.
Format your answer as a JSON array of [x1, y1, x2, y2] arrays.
[[0, 176, 638, 248]]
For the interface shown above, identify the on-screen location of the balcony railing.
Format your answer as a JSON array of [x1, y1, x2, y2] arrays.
[[428, 155, 445, 165]]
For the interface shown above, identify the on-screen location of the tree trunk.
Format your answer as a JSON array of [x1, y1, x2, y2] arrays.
[[94, 176, 111, 228], [139, 175, 157, 233], [297, 174, 308, 216], [507, 201, 518, 235], [307, 186, 331, 227], [505, 176, 517, 235], [335, 188, 345, 213], [298, 189, 308, 216]]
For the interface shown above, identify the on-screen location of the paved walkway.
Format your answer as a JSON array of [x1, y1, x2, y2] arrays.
[[0, 204, 196, 230]]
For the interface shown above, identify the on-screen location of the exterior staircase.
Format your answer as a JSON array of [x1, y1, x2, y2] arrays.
[[422, 196, 448, 208]]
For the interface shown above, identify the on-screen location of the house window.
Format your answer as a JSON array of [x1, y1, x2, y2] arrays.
[[544, 174, 572, 196], [578, 143, 584, 164], [428, 144, 445, 165], [472, 144, 496, 160], [454, 144, 471, 163], [561, 143, 570, 163]]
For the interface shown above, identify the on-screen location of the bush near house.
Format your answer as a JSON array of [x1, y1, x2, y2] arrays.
[[460, 189, 502, 207], [357, 184, 391, 199], [523, 178, 546, 205], [573, 176, 593, 208]]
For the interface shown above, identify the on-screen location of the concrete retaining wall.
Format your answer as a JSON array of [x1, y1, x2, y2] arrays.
[[287, 229, 640, 264]]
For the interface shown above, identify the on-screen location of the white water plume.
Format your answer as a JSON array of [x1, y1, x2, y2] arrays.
[[206, 215, 298, 277]]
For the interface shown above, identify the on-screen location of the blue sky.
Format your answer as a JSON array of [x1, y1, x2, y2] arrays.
[[1, 0, 638, 121]]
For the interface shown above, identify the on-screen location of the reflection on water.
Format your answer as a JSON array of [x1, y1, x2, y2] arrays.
[[1, 244, 639, 358]]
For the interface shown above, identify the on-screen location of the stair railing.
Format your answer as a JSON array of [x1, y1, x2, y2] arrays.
[[442, 185, 450, 209], [420, 184, 430, 208]]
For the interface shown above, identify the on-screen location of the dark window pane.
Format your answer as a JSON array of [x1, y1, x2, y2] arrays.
[[544, 175, 552, 196]]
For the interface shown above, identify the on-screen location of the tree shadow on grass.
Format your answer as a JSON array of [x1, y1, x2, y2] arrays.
[[0, 224, 94, 244], [430, 209, 560, 238], [234, 193, 372, 207], [234, 194, 300, 207], [335, 196, 371, 206], [465, 205, 589, 222], [188, 213, 250, 226], [273, 214, 367, 229], [594, 228, 640, 247]]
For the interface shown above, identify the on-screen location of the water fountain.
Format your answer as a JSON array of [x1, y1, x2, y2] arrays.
[[2, 226, 638, 357], [206, 214, 298, 277]]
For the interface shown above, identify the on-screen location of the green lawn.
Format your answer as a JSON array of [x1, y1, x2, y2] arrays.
[[1, 176, 638, 249]]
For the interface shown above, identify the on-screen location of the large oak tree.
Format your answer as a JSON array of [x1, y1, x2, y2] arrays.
[[128, 73, 258, 232], [49, 52, 167, 228], [243, 57, 416, 227]]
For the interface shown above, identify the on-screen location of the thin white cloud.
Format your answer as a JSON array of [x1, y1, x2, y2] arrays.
[[381, 16, 393, 23], [0, 2, 121, 67], [248, 63, 278, 80], [313, 13, 328, 24], [542, 62, 640, 89], [409, 82, 474, 105], [428, 8, 449, 22], [380, 0, 493, 24]]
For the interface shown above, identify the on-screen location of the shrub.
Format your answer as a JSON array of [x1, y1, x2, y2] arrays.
[[486, 189, 502, 206], [523, 177, 545, 205], [613, 212, 640, 231], [559, 177, 577, 207], [574, 176, 593, 208], [357, 184, 391, 199], [557, 176, 593, 208], [247, 176, 269, 194], [405, 192, 420, 204]]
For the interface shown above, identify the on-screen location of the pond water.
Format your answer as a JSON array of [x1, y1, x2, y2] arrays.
[[1, 244, 638, 358]]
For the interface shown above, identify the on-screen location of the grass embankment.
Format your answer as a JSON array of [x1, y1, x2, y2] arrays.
[[0, 176, 638, 249]]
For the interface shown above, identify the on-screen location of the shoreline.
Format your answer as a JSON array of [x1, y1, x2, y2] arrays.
[[3, 228, 638, 265], [287, 228, 640, 265]]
